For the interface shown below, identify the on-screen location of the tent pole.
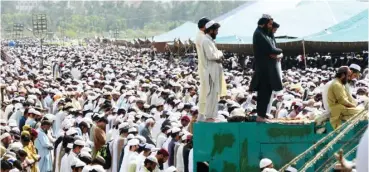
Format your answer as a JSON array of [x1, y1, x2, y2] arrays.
[[302, 39, 307, 69]]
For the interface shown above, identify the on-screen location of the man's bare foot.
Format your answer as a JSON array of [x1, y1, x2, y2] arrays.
[[205, 118, 216, 122], [256, 116, 269, 122]]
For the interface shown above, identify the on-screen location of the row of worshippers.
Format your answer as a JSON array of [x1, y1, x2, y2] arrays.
[[234, 52, 368, 71], [0, 97, 196, 172]]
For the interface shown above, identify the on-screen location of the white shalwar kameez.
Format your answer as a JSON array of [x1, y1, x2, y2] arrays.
[[201, 34, 225, 119]]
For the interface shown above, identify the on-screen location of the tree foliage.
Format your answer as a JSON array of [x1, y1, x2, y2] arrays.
[[1, 1, 244, 38]]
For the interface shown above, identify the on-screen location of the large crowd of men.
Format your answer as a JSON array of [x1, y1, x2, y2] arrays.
[[0, 16, 368, 172]]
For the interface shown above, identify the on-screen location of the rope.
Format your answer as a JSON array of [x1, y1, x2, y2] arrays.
[[278, 109, 367, 171], [315, 124, 367, 172], [299, 110, 367, 171]]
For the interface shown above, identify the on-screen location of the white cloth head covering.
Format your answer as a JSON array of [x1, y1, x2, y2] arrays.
[[260, 158, 273, 168], [349, 64, 361, 72], [205, 20, 215, 29], [146, 155, 158, 164]]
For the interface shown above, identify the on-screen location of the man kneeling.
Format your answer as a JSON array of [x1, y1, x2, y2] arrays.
[[328, 66, 363, 129]]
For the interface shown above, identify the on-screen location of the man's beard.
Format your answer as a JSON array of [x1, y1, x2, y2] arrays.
[[262, 26, 270, 34], [210, 33, 217, 39], [341, 76, 349, 84]]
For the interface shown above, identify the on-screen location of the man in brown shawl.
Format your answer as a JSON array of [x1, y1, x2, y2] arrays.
[[93, 116, 107, 157]]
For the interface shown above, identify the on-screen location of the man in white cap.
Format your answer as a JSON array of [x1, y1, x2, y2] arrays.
[[140, 118, 155, 145], [195, 17, 210, 121], [66, 139, 85, 172], [34, 120, 54, 172], [259, 158, 278, 172], [120, 138, 139, 172], [140, 156, 158, 172], [0, 133, 12, 157], [201, 20, 226, 122], [347, 63, 362, 95], [111, 124, 129, 172]]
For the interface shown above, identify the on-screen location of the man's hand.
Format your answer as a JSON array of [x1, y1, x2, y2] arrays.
[[270, 54, 277, 59], [345, 103, 355, 108]]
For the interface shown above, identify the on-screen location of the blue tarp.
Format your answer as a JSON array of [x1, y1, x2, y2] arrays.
[[154, 0, 368, 44], [153, 21, 198, 42], [304, 9, 368, 42], [216, 0, 368, 38]]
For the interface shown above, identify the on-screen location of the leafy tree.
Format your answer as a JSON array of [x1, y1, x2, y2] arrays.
[[1, 1, 245, 38]]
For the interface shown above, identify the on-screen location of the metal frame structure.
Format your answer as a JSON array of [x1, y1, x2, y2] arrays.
[[32, 14, 48, 68], [113, 28, 119, 40], [12, 23, 24, 40], [4, 28, 12, 39]]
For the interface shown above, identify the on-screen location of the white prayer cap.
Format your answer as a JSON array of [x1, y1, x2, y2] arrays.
[[156, 99, 165, 106], [0, 119, 7, 125], [262, 168, 278, 172], [177, 103, 184, 110], [295, 102, 303, 107], [43, 114, 54, 123], [127, 138, 139, 146], [145, 118, 155, 124], [205, 20, 216, 29], [218, 110, 230, 117], [285, 166, 298, 172], [231, 108, 245, 117], [11, 127, 20, 133], [34, 110, 42, 116], [83, 118, 93, 128], [80, 151, 92, 159], [262, 14, 272, 19], [8, 121, 17, 127], [75, 160, 86, 168], [81, 147, 92, 153], [260, 158, 273, 168], [128, 127, 137, 133], [349, 64, 361, 72], [146, 155, 158, 164], [28, 108, 37, 114], [91, 165, 105, 172], [9, 142, 23, 151], [67, 143, 73, 149], [136, 135, 147, 144], [165, 166, 177, 172], [0, 133, 11, 140], [118, 122, 129, 130], [127, 134, 135, 140], [66, 128, 78, 136], [171, 127, 181, 134]]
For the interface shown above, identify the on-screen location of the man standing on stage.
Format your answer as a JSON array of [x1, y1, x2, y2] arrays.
[[195, 17, 210, 121], [250, 14, 283, 122], [201, 20, 226, 122]]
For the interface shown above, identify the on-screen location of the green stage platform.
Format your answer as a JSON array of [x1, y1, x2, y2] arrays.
[[193, 121, 368, 172]]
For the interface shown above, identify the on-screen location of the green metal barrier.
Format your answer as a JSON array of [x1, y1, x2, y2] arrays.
[[193, 121, 367, 172]]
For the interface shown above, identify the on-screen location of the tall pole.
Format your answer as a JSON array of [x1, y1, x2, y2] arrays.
[[302, 39, 307, 69]]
